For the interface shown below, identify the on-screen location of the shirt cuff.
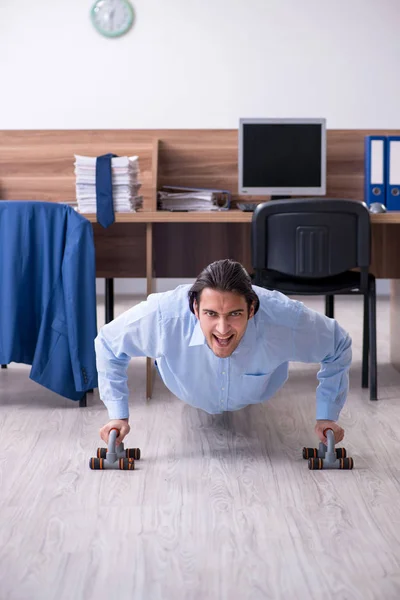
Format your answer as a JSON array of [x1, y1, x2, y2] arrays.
[[316, 404, 341, 422], [104, 402, 129, 420]]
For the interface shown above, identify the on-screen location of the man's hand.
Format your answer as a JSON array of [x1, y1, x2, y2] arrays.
[[99, 419, 130, 446], [315, 420, 344, 444]]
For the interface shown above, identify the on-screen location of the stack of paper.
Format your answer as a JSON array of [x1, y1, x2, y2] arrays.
[[157, 186, 231, 211], [74, 155, 143, 213]]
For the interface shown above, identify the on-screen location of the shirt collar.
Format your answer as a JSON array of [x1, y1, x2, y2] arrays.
[[189, 320, 206, 346]]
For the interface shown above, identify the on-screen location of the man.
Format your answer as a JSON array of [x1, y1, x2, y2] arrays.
[[95, 259, 352, 447]]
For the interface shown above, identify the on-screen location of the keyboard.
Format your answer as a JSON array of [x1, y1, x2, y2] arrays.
[[237, 202, 257, 212]]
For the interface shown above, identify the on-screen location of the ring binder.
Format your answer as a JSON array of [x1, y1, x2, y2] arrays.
[[386, 136, 400, 211], [364, 136, 387, 208]]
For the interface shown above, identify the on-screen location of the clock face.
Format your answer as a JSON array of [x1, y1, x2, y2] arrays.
[[91, 0, 134, 38]]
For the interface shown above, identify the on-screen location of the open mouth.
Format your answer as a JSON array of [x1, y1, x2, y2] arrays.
[[213, 334, 234, 348]]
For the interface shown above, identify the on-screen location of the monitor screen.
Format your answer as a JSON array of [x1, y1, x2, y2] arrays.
[[238, 118, 326, 196]]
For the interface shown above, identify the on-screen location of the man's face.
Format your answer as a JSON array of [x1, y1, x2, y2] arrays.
[[193, 288, 255, 358]]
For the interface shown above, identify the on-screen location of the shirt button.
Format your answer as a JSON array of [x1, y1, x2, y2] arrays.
[[222, 371, 225, 375], [221, 387, 224, 391]]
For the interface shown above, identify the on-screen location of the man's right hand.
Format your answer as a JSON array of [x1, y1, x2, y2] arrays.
[[99, 419, 130, 446], [315, 420, 344, 444]]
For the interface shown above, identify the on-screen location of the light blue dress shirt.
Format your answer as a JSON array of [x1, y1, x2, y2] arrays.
[[95, 284, 352, 422]]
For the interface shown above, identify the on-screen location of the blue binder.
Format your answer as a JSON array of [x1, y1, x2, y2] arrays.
[[364, 136, 387, 207], [386, 136, 400, 211]]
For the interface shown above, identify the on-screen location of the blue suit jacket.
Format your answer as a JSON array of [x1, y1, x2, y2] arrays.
[[0, 202, 98, 400]]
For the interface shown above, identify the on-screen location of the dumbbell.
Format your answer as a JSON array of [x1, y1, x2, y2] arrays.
[[303, 428, 354, 470], [89, 428, 140, 470]]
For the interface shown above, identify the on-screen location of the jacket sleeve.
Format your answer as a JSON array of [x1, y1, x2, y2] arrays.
[[62, 219, 98, 392], [94, 293, 164, 419], [290, 302, 352, 421]]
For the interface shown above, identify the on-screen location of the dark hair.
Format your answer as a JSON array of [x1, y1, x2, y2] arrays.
[[188, 259, 260, 316]]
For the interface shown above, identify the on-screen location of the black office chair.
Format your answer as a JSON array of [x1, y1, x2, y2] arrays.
[[251, 198, 377, 401]]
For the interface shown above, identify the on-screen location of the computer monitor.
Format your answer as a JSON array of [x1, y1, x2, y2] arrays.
[[238, 118, 326, 197]]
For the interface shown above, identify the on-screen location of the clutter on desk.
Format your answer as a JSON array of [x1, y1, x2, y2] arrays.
[[157, 186, 231, 211], [74, 154, 143, 213], [237, 202, 258, 212]]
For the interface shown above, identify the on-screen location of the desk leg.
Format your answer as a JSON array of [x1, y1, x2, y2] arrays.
[[390, 280, 400, 372], [105, 278, 114, 323], [146, 361, 153, 400], [146, 222, 154, 400]]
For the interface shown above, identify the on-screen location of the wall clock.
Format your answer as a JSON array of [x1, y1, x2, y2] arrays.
[[90, 0, 134, 38]]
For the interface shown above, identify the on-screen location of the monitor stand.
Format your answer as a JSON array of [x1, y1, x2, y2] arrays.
[[270, 195, 290, 201]]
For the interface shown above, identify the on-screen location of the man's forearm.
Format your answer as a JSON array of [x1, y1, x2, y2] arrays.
[[316, 327, 352, 421], [94, 331, 130, 420]]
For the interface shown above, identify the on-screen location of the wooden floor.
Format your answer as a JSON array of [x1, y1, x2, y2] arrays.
[[1, 295, 400, 600]]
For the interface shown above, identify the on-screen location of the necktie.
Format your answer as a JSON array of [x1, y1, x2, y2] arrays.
[[96, 153, 117, 228]]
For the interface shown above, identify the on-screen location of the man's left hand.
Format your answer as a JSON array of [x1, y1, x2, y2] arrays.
[[315, 420, 344, 444]]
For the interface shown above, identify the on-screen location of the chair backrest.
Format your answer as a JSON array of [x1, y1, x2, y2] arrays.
[[251, 198, 371, 283]]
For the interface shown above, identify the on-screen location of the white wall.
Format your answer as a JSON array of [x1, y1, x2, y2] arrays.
[[1, 0, 397, 294], [1, 0, 400, 129]]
